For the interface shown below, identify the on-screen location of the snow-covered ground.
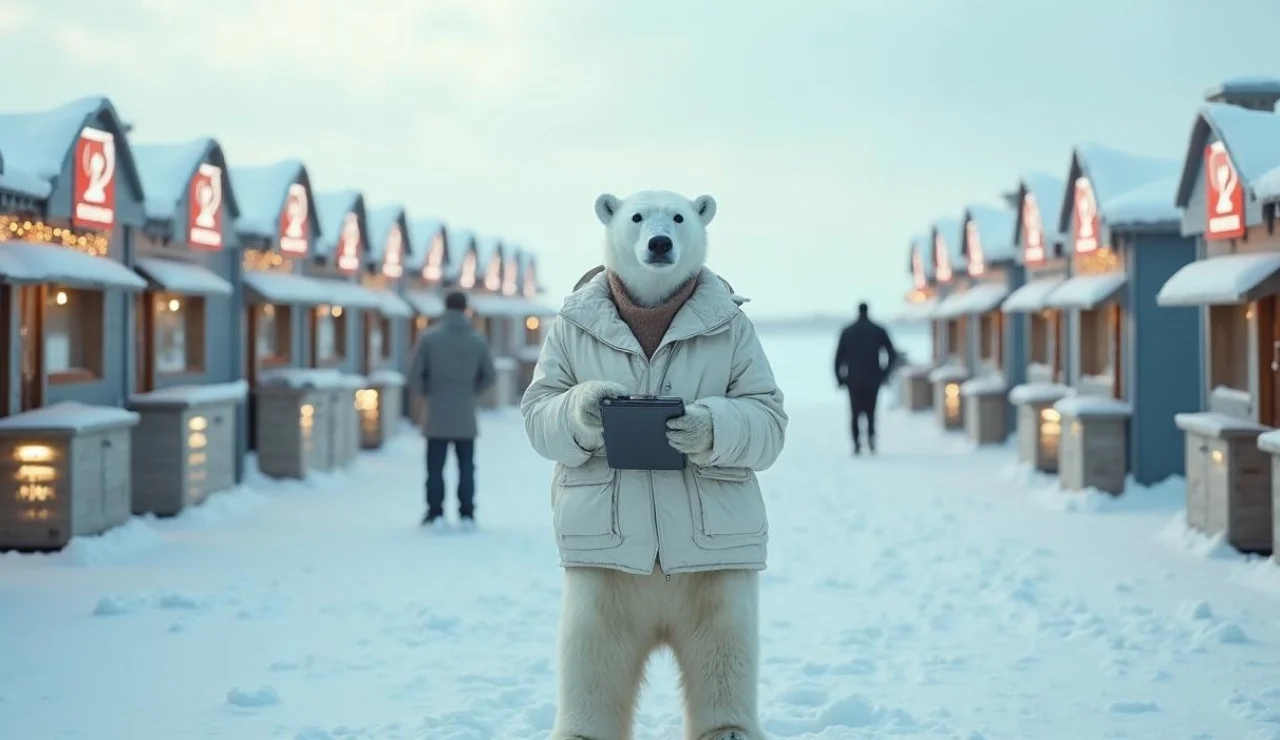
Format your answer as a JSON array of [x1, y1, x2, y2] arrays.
[[4, 327, 1280, 740]]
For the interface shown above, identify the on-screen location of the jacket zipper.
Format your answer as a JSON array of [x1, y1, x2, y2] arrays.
[[652, 343, 681, 582]]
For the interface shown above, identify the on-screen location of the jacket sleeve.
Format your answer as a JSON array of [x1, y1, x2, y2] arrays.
[[475, 338, 497, 394], [834, 327, 849, 384], [694, 315, 788, 471], [407, 335, 429, 396], [520, 319, 596, 468], [880, 327, 899, 377]]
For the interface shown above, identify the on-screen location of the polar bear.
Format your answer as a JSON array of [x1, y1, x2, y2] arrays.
[[520, 190, 788, 740]]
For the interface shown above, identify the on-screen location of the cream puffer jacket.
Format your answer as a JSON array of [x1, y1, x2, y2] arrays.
[[520, 267, 787, 575]]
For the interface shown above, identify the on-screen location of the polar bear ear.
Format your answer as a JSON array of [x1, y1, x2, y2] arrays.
[[594, 193, 620, 226], [693, 195, 717, 226]]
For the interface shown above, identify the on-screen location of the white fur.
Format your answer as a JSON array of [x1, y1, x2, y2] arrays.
[[552, 566, 762, 740], [595, 190, 716, 307]]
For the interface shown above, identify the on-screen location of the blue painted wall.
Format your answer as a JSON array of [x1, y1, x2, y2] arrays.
[[1002, 262, 1028, 433]]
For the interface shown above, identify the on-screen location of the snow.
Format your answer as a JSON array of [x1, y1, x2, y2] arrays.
[[230, 161, 306, 239], [1001, 275, 1065, 313], [930, 290, 968, 319], [474, 236, 504, 278], [364, 204, 405, 264], [243, 270, 333, 305], [960, 375, 1006, 396], [135, 256, 234, 296], [133, 140, 212, 220], [1101, 176, 1180, 228], [0, 239, 147, 291], [933, 282, 1008, 319], [0, 401, 139, 432], [7, 327, 1280, 739], [927, 363, 969, 382], [1257, 429, 1280, 455], [129, 380, 250, 408], [1020, 173, 1067, 246], [338, 373, 368, 389], [257, 368, 345, 389], [1009, 383, 1073, 405], [1075, 142, 1181, 208], [1053, 395, 1133, 417], [0, 96, 108, 184], [965, 205, 1017, 263], [446, 228, 477, 281], [1157, 252, 1280, 306], [931, 217, 967, 273], [404, 219, 445, 270], [366, 288, 413, 318], [1206, 76, 1280, 99], [469, 292, 537, 317], [403, 289, 445, 317], [1046, 271, 1127, 310], [1175, 411, 1269, 438], [0, 165, 53, 199], [1197, 102, 1280, 196], [907, 233, 934, 280], [367, 370, 406, 387], [893, 297, 937, 323], [312, 191, 361, 257]]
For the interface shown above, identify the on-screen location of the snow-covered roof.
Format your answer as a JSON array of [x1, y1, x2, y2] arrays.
[[0, 401, 140, 433], [0, 168, 52, 200], [132, 139, 240, 223], [1156, 252, 1280, 307], [1175, 103, 1280, 207], [1045, 271, 1127, 310], [1008, 383, 1073, 405], [893, 296, 937, 323], [1101, 176, 1180, 228], [960, 376, 1006, 396], [518, 250, 544, 294], [0, 96, 145, 204], [445, 228, 475, 280], [403, 290, 445, 318], [906, 234, 934, 281], [1059, 143, 1181, 231], [312, 190, 363, 258], [366, 288, 412, 318], [0, 240, 147, 291], [129, 380, 249, 409], [364, 204, 406, 265], [933, 281, 1008, 318], [930, 217, 966, 275], [1176, 411, 1268, 437], [135, 256, 233, 296], [1204, 77, 1280, 102], [963, 205, 1017, 265], [229, 160, 316, 240], [1053, 395, 1132, 418], [1019, 173, 1067, 247], [1001, 275, 1066, 313], [405, 219, 444, 269]]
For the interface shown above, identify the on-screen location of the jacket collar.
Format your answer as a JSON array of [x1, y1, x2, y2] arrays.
[[441, 309, 470, 327], [559, 266, 745, 355]]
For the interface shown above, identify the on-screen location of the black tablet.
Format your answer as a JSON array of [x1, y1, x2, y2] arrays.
[[600, 396, 687, 471]]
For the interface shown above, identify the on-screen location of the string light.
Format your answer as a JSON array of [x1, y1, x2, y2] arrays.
[[1074, 247, 1120, 275], [0, 215, 110, 256], [242, 249, 293, 273]]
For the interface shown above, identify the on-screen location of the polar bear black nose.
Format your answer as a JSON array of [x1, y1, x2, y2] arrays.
[[647, 236, 673, 255]]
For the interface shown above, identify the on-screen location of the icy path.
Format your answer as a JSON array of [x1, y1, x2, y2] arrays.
[[4, 330, 1280, 739]]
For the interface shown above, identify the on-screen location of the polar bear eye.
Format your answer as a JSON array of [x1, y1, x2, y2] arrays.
[[631, 213, 642, 223], [673, 214, 684, 224]]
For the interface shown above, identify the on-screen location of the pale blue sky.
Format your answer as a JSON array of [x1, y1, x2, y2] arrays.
[[3, 0, 1280, 318]]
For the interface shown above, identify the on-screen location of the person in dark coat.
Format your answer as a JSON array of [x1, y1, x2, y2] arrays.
[[834, 301, 899, 454], [407, 291, 497, 529]]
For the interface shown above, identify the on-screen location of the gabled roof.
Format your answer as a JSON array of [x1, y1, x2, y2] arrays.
[[906, 233, 934, 280], [1018, 172, 1067, 246], [132, 138, 241, 222], [930, 217, 966, 274], [404, 218, 445, 270], [1057, 143, 1181, 231], [229, 160, 320, 240], [365, 204, 408, 264], [1175, 103, 1280, 207], [312, 190, 364, 257], [0, 95, 146, 204], [447, 228, 477, 283], [962, 204, 1017, 264]]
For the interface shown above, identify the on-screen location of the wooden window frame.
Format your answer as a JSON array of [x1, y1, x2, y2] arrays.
[[255, 303, 293, 369], [152, 292, 207, 379], [1259, 297, 1278, 428], [310, 305, 348, 368], [44, 285, 105, 386]]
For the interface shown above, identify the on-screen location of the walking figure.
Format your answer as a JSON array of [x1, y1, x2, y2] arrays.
[[834, 301, 899, 455], [407, 291, 497, 529]]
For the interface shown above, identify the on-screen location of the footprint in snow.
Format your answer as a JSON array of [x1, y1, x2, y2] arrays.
[[1107, 700, 1159, 714], [226, 685, 280, 708]]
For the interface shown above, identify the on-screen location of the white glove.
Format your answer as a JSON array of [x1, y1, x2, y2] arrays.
[[666, 403, 714, 460], [567, 380, 626, 449]]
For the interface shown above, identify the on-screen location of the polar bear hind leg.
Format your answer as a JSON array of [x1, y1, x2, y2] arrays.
[[667, 569, 763, 740], [552, 567, 659, 740]]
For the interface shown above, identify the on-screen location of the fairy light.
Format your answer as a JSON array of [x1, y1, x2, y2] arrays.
[[1074, 247, 1120, 275], [242, 249, 293, 272], [0, 215, 110, 256]]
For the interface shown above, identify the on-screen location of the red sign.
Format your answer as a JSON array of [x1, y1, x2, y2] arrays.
[[335, 212, 361, 273], [965, 220, 985, 276], [460, 251, 478, 288], [1205, 141, 1246, 240], [279, 182, 309, 255], [1022, 192, 1046, 265], [422, 231, 444, 281], [73, 127, 117, 230], [1073, 177, 1101, 253], [934, 232, 952, 283], [382, 224, 404, 278], [187, 163, 224, 250], [911, 251, 926, 289]]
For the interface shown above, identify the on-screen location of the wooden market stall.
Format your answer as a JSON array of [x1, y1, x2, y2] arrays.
[[0, 96, 147, 548], [892, 235, 939, 411], [1049, 143, 1197, 495], [512, 250, 557, 398], [925, 217, 972, 431], [128, 138, 248, 515], [1157, 78, 1280, 555], [401, 219, 451, 424], [356, 203, 414, 448], [459, 236, 520, 408]]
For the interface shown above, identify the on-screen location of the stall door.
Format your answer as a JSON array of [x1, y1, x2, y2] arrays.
[[1261, 296, 1280, 427], [1110, 303, 1124, 400], [18, 286, 43, 412]]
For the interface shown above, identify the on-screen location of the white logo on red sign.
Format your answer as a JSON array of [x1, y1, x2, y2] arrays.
[[336, 212, 362, 273], [934, 232, 952, 283], [1205, 141, 1245, 240], [279, 182, 309, 255], [188, 163, 224, 250], [73, 127, 117, 230], [911, 251, 926, 289], [1073, 177, 1100, 254], [1022, 192, 1046, 265], [423, 232, 445, 282], [965, 220, 985, 277], [459, 251, 478, 288], [382, 224, 404, 279]]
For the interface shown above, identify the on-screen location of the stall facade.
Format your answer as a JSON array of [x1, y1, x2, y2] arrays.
[[0, 96, 147, 547], [1157, 80, 1280, 554], [1051, 143, 1196, 494], [128, 138, 248, 514], [1001, 174, 1073, 471], [926, 217, 971, 430], [353, 202, 413, 448], [402, 220, 449, 348], [893, 236, 939, 411]]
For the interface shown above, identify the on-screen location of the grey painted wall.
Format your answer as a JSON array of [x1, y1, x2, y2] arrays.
[[1001, 262, 1027, 433]]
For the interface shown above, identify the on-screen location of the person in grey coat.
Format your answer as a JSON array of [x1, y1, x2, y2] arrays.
[[407, 291, 497, 529]]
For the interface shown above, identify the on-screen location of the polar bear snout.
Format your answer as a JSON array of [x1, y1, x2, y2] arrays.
[[646, 235, 674, 260]]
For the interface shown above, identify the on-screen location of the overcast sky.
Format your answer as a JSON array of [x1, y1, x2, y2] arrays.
[[4, 0, 1280, 319]]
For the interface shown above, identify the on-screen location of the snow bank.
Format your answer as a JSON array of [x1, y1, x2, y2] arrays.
[[1053, 395, 1132, 417], [63, 518, 164, 566], [367, 369, 406, 386], [1009, 382, 1073, 405], [129, 380, 249, 408], [960, 375, 1006, 395], [1157, 252, 1280, 307], [0, 401, 139, 432], [257, 368, 345, 390], [1033, 474, 1183, 515], [1174, 411, 1267, 437]]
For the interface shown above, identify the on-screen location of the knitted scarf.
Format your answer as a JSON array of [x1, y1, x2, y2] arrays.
[[607, 271, 699, 359]]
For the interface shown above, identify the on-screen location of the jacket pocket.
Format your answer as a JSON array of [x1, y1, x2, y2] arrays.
[[690, 466, 768, 550], [552, 460, 623, 550]]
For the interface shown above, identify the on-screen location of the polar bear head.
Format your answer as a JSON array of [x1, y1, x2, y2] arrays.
[[595, 190, 716, 307]]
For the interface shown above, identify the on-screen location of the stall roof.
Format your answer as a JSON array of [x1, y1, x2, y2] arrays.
[[1175, 103, 1280, 207], [1001, 275, 1065, 313], [467, 292, 553, 317], [1046, 271, 1127, 310], [1101, 176, 1181, 229], [0, 239, 147, 291], [133, 139, 241, 223], [1156, 252, 1280, 306], [0, 96, 145, 203], [934, 281, 1008, 318], [1020, 173, 1067, 246], [312, 190, 363, 258], [229, 160, 317, 240], [519, 250, 545, 294], [135, 256, 233, 296], [0, 167, 52, 200], [894, 296, 938, 323], [446, 228, 476, 281], [964, 205, 1017, 264], [366, 288, 412, 318], [405, 219, 445, 270], [475, 236, 504, 279], [242, 271, 385, 306], [0, 401, 139, 433], [403, 290, 445, 318], [1058, 143, 1180, 231], [931, 217, 966, 275], [365, 204, 407, 265], [907, 233, 934, 280]]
